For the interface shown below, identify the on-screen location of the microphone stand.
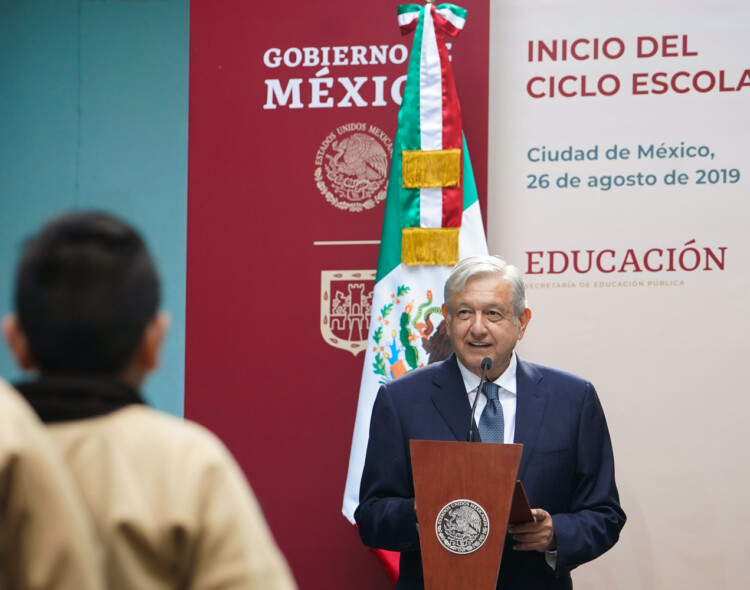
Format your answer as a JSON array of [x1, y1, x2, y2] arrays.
[[466, 357, 492, 442]]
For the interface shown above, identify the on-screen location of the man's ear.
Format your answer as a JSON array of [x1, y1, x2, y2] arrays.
[[139, 312, 170, 373], [517, 307, 532, 340], [1, 314, 37, 370], [441, 303, 453, 339]]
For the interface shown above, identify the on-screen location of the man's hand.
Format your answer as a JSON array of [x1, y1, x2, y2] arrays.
[[507, 508, 556, 552]]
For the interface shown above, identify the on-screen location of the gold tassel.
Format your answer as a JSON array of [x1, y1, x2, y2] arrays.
[[401, 149, 461, 188], [401, 227, 460, 266]]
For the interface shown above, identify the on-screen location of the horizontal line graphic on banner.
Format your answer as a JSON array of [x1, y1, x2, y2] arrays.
[[313, 240, 381, 246]]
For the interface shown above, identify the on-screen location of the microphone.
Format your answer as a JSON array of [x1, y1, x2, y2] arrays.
[[466, 357, 492, 442]]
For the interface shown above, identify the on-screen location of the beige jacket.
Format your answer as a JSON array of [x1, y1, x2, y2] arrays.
[[48, 405, 296, 590], [0, 379, 102, 590]]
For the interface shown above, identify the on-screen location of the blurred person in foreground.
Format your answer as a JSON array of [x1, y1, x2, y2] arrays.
[[2, 211, 297, 590], [355, 255, 625, 589], [0, 376, 103, 590]]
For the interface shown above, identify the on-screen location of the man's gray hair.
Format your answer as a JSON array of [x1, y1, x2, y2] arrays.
[[444, 255, 527, 322]]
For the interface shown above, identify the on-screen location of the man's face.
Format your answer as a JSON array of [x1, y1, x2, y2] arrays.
[[445, 274, 531, 381]]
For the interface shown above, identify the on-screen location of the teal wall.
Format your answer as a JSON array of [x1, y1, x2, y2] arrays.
[[0, 0, 189, 415]]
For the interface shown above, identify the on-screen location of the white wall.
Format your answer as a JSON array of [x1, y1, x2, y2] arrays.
[[488, 1, 750, 587]]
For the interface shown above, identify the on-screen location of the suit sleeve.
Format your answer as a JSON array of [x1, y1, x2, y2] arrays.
[[551, 382, 626, 574], [354, 385, 420, 552]]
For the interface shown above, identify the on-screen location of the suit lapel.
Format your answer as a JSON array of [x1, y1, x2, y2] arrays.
[[424, 355, 550, 458], [514, 357, 548, 481], [429, 355, 474, 442]]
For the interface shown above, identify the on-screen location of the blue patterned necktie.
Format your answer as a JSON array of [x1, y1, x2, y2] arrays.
[[478, 382, 504, 443]]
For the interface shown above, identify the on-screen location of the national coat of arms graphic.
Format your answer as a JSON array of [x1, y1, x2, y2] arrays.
[[370, 285, 452, 382], [435, 499, 490, 555], [314, 123, 392, 212]]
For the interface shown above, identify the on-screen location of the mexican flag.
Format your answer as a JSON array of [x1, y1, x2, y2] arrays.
[[342, 2, 488, 581]]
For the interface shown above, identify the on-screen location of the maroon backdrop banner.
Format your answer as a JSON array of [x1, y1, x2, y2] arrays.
[[186, 1, 489, 587]]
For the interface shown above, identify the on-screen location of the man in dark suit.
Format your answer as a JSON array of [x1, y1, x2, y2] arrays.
[[355, 255, 625, 589]]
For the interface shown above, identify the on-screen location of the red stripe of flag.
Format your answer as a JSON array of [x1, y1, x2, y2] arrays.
[[433, 5, 463, 228]]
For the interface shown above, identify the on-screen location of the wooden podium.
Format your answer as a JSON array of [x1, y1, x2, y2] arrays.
[[410, 440, 523, 590]]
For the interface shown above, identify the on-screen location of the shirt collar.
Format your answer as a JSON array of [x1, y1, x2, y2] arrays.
[[14, 375, 145, 424], [456, 352, 518, 396]]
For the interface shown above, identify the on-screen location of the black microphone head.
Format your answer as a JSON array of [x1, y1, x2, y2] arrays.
[[481, 357, 492, 370]]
